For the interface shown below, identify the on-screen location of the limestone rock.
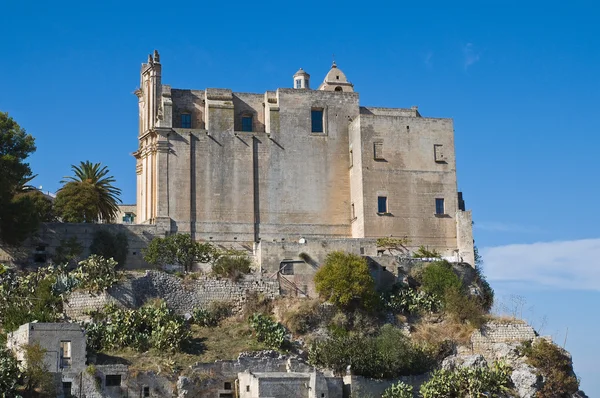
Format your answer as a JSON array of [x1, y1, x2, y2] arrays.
[[510, 364, 541, 398]]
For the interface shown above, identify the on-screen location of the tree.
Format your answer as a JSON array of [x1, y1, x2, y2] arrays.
[[0, 112, 38, 245], [54, 181, 101, 223], [21, 343, 57, 397], [60, 161, 122, 222], [314, 251, 377, 310], [0, 348, 20, 398], [143, 234, 214, 272], [89, 229, 129, 268]]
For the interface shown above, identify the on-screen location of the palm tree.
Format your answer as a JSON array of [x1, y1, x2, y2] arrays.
[[60, 161, 122, 222], [14, 174, 38, 194]]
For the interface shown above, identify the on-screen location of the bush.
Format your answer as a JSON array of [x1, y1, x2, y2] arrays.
[[314, 251, 377, 310], [282, 300, 320, 335], [90, 229, 129, 268], [309, 324, 436, 378], [212, 255, 252, 281], [193, 301, 232, 327], [412, 246, 441, 258], [143, 234, 215, 272], [419, 362, 512, 398], [384, 287, 441, 315], [419, 261, 462, 299], [519, 339, 579, 397], [85, 300, 190, 352], [52, 237, 84, 266], [249, 313, 286, 349], [74, 255, 121, 294], [0, 348, 20, 398], [243, 291, 273, 318], [444, 287, 486, 328], [382, 381, 413, 398], [22, 343, 57, 397]]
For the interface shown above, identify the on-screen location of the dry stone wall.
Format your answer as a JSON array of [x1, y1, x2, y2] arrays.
[[64, 270, 279, 320]]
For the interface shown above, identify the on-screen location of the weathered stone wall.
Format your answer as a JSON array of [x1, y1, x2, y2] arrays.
[[469, 321, 537, 362], [354, 111, 459, 256], [64, 270, 280, 320]]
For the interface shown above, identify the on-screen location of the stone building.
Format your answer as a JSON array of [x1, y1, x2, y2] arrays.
[[133, 50, 473, 264]]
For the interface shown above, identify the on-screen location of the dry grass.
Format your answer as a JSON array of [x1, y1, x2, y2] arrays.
[[99, 317, 268, 372], [486, 314, 527, 324], [411, 318, 476, 347], [273, 297, 321, 335]]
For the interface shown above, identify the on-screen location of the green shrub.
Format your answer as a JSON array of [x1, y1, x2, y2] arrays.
[[314, 251, 377, 310], [89, 229, 129, 268], [519, 339, 579, 397], [384, 287, 441, 315], [309, 324, 435, 378], [419, 361, 512, 398], [52, 237, 83, 266], [474, 263, 494, 312], [243, 291, 273, 317], [420, 261, 462, 299], [382, 381, 413, 398], [74, 255, 122, 294], [412, 246, 441, 258], [0, 348, 20, 397], [193, 301, 232, 327], [212, 255, 252, 281], [85, 300, 190, 352], [249, 313, 286, 349]]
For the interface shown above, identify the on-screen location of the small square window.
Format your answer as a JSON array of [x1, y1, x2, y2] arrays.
[[181, 114, 191, 128], [224, 382, 232, 390], [311, 109, 324, 133], [435, 198, 445, 215], [105, 375, 122, 387], [377, 196, 388, 213], [241, 115, 253, 132]]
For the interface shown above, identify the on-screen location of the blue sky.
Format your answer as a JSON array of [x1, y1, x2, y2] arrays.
[[1, 0, 599, 393]]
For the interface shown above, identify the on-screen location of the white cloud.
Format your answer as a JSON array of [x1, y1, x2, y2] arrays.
[[463, 43, 481, 68], [481, 238, 600, 291]]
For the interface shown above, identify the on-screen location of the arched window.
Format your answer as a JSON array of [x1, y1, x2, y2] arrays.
[[334, 86, 343, 92]]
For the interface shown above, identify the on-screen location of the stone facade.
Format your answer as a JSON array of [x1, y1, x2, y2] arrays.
[[134, 51, 474, 264]]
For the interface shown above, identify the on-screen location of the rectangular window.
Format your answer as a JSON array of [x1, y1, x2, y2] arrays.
[[60, 341, 71, 368], [311, 109, 324, 133], [434, 144, 446, 162], [349, 149, 353, 167], [296, 79, 302, 88], [105, 375, 122, 387], [377, 196, 388, 213], [280, 262, 294, 275], [374, 142, 384, 160], [63, 382, 72, 396], [241, 115, 253, 132], [181, 114, 191, 128], [435, 198, 445, 215], [143, 386, 150, 397], [351, 203, 355, 220]]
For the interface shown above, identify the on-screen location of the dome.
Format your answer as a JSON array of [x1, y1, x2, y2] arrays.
[[318, 62, 354, 92], [294, 68, 310, 78]]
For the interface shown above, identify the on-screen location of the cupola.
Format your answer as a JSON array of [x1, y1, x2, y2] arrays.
[[318, 61, 354, 92], [293, 68, 310, 89]]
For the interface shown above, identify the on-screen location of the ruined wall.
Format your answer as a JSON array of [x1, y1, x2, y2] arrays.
[[64, 271, 280, 320], [470, 321, 537, 362], [343, 374, 431, 397]]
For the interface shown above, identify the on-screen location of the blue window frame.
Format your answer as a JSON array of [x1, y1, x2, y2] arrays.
[[435, 198, 445, 215], [181, 114, 191, 128], [241, 115, 253, 132], [311, 109, 323, 133], [377, 196, 387, 213]]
